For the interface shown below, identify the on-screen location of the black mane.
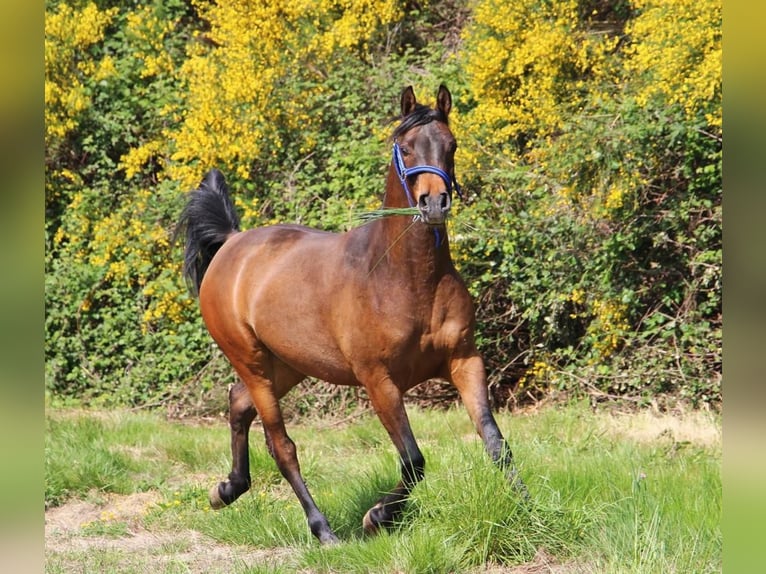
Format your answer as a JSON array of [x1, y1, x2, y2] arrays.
[[392, 104, 448, 140]]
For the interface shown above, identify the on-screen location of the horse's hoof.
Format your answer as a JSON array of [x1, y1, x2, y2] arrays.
[[208, 483, 227, 510], [362, 504, 382, 536], [320, 532, 341, 545]]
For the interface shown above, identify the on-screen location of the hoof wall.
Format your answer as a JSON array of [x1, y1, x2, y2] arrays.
[[362, 504, 382, 536], [208, 483, 226, 510]]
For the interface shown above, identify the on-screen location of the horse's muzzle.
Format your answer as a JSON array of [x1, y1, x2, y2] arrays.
[[417, 191, 451, 225]]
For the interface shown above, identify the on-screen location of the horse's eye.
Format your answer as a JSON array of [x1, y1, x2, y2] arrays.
[[400, 147, 411, 156]]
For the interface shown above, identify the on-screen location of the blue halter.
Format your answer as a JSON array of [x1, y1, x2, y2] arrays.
[[392, 142, 463, 208]]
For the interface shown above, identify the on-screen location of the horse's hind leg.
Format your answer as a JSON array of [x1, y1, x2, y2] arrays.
[[246, 376, 339, 544], [220, 354, 338, 544], [209, 381, 256, 509]]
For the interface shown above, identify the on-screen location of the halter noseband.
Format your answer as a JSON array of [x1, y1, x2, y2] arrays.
[[392, 142, 463, 208]]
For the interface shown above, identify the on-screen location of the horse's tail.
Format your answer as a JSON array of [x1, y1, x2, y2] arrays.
[[178, 168, 241, 296]]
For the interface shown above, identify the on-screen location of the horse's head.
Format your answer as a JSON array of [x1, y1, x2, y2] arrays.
[[391, 85, 460, 226]]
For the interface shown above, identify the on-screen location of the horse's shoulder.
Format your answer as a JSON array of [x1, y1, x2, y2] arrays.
[[430, 271, 476, 342]]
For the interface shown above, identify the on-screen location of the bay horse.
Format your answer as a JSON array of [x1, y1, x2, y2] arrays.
[[179, 85, 526, 544]]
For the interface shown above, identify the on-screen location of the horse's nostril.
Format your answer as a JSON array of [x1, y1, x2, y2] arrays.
[[418, 194, 428, 209], [440, 192, 450, 211]]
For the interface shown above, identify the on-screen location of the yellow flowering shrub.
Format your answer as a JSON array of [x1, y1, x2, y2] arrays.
[[457, 0, 616, 167], [115, 4, 187, 180], [450, 0, 719, 405], [587, 298, 631, 361], [626, 0, 722, 130], [45, 3, 117, 153], [167, 0, 403, 188], [517, 360, 553, 390]]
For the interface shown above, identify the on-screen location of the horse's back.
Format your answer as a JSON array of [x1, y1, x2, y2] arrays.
[[200, 223, 348, 319], [205, 222, 335, 276], [229, 223, 334, 256], [198, 223, 361, 384]]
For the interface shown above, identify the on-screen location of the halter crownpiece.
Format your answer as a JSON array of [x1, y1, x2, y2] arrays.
[[392, 142, 463, 208]]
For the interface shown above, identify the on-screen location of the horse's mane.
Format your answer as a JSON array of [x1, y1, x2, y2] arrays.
[[392, 104, 448, 140]]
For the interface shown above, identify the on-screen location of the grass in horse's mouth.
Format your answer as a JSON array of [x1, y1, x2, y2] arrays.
[[353, 207, 421, 223]]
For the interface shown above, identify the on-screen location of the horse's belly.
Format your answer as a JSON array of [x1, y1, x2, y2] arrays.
[[262, 331, 360, 387]]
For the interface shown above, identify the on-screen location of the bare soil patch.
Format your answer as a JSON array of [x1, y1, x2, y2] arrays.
[[600, 408, 721, 448], [472, 549, 595, 573], [45, 491, 288, 573]]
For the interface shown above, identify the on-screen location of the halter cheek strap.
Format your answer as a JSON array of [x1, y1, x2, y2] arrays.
[[392, 142, 463, 207]]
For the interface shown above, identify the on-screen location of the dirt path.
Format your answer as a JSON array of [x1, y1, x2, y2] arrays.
[[45, 491, 290, 573]]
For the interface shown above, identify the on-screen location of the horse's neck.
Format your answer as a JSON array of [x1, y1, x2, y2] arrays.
[[371, 171, 452, 284]]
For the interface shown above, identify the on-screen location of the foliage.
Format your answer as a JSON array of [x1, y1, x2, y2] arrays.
[[163, 0, 402, 190], [45, 0, 721, 410], [457, 0, 618, 157], [44, 1, 118, 162], [44, 0, 231, 407], [448, 0, 721, 407], [625, 0, 722, 129]]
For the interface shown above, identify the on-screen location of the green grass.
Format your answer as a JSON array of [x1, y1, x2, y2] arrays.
[[45, 403, 721, 572], [44, 410, 228, 506]]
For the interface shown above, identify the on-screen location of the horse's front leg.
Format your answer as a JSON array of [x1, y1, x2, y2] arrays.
[[209, 381, 256, 509], [449, 352, 529, 499], [363, 378, 425, 534]]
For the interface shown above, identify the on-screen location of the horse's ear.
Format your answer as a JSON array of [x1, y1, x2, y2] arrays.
[[401, 86, 417, 118], [437, 84, 451, 118]]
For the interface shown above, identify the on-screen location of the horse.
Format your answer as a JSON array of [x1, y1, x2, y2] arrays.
[[178, 85, 527, 545]]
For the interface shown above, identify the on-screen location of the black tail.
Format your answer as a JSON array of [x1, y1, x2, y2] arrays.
[[178, 169, 241, 296]]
